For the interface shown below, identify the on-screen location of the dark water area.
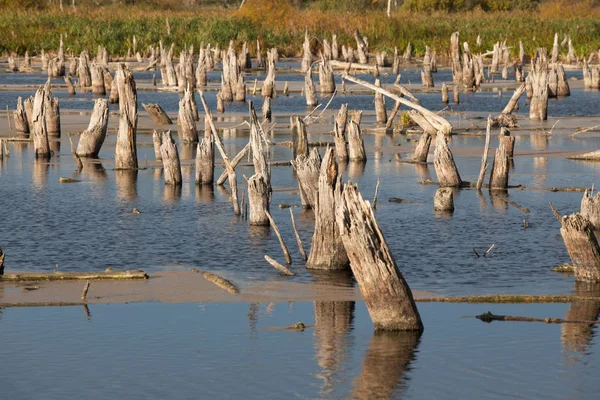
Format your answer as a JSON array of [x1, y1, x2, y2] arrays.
[[0, 301, 599, 399]]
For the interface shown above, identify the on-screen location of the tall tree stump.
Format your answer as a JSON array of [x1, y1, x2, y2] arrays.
[[306, 148, 349, 270], [115, 64, 138, 170], [292, 148, 321, 209], [433, 132, 462, 187], [91, 63, 106, 95], [248, 174, 270, 226], [195, 133, 214, 185], [31, 87, 51, 158], [291, 116, 309, 159], [374, 79, 387, 123], [319, 55, 335, 95], [178, 88, 198, 143], [347, 120, 366, 162], [13, 96, 29, 138], [337, 183, 423, 331], [159, 130, 182, 186], [334, 104, 348, 162], [305, 68, 318, 107], [76, 98, 109, 157]]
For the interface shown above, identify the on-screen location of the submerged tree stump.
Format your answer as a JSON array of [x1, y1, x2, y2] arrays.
[[337, 183, 423, 331], [76, 98, 109, 158], [143, 103, 172, 125], [152, 130, 162, 162], [319, 55, 335, 95], [434, 187, 454, 212], [489, 139, 510, 190], [292, 148, 321, 209], [529, 61, 549, 121], [552, 205, 600, 282], [159, 130, 182, 186], [581, 190, 600, 230], [306, 148, 349, 270], [347, 120, 366, 162], [13, 96, 29, 137], [261, 54, 276, 98], [64, 75, 76, 96], [115, 64, 138, 170], [433, 132, 461, 187], [91, 63, 106, 95], [78, 51, 92, 88]]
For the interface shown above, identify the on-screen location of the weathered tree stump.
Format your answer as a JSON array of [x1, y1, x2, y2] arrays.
[[421, 65, 434, 88], [557, 64, 570, 97], [433, 132, 462, 187], [234, 75, 246, 102], [114, 64, 138, 170], [434, 187, 454, 212], [336, 183, 423, 331], [489, 136, 510, 190], [551, 205, 600, 282], [178, 88, 198, 143], [262, 97, 272, 121], [76, 98, 109, 158], [301, 29, 312, 73], [374, 79, 387, 124], [78, 51, 92, 88], [159, 130, 182, 186], [152, 130, 162, 162], [306, 148, 349, 270], [581, 190, 600, 230], [319, 55, 335, 95], [413, 132, 432, 162], [334, 104, 349, 162], [13, 96, 29, 137], [347, 120, 366, 162], [64, 75, 76, 96], [450, 32, 463, 84], [502, 83, 526, 115], [109, 75, 119, 104], [91, 63, 106, 95], [292, 148, 321, 209], [305, 68, 318, 107], [31, 87, 51, 158], [441, 83, 449, 103], [529, 59, 549, 121], [195, 132, 214, 185], [248, 174, 270, 226], [143, 103, 173, 125], [261, 54, 276, 98], [291, 116, 309, 159]]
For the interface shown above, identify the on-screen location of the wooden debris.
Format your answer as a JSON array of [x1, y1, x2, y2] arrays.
[[69, 138, 83, 171], [265, 211, 292, 265], [476, 116, 492, 190], [374, 79, 387, 123], [143, 103, 172, 125], [289, 208, 307, 261], [0, 270, 148, 282], [264, 255, 295, 276], [81, 281, 91, 300], [434, 187, 454, 212], [192, 269, 239, 295], [413, 132, 432, 163]]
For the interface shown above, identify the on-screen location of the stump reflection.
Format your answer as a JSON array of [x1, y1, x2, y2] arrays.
[[562, 282, 600, 354]]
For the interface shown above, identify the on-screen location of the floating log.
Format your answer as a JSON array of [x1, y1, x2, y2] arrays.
[[413, 132, 432, 163], [347, 120, 366, 162], [31, 87, 51, 158], [0, 270, 148, 282], [13, 97, 29, 137], [292, 148, 321, 209], [142, 103, 172, 125], [568, 150, 600, 161], [306, 148, 349, 270], [433, 132, 462, 187], [581, 190, 600, 230], [76, 98, 109, 158], [336, 183, 423, 331], [114, 64, 138, 169], [195, 132, 214, 185], [291, 116, 309, 159], [264, 255, 295, 276], [305, 68, 318, 107], [192, 270, 239, 295], [178, 88, 198, 143], [434, 187, 454, 212], [334, 104, 349, 162], [551, 204, 600, 282], [374, 79, 387, 124]]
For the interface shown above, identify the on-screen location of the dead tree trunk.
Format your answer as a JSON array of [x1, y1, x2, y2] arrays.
[[306, 148, 349, 270], [91, 63, 106, 95], [248, 174, 270, 226], [421, 66, 434, 88], [551, 205, 600, 282], [31, 87, 51, 158], [13, 96, 29, 137], [374, 79, 387, 124], [65, 75, 77, 96], [76, 98, 109, 157], [159, 130, 182, 185], [301, 29, 312, 73], [334, 104, 348, 162], [109, 76, 119, 104], [115, 64, 138, 169], [178, 88, 198, 143], [153, 130, 162, 162], [529, 60, 549, 121], [336, 183, 423, 331], [433, 132, 462, 187], [434, 187, 454, 212], [489, 137, 510, 190], [441, 83, 449, 103], [319, 55, 335, 95], [291, 116, 309, 159], [305, 68, 318, 107], [78, 51, 92, 88], [262, 97, 271, 121], [354, 28, 369, 64], [143, 103, 172, 124], [557, 64, 570, 97], [476, 116, 492, 190], [347, 120, 366, 162], [581, 190, 600, 230], [502, 83, 526, 115], [413, 132, 432, 162], [195, 133, 214, 185], [261, 52, 276, 98], [450, 32, 463, 85], [292, 148, 321, 209]]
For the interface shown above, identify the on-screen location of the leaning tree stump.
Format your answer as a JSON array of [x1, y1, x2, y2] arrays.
[[31, 87, 51, 158], [76, 98, 109, 158], [337, 183, 423, 331], [433, 132, 462, 187], [159, 130, 182, 186], [413, 132, 432, 162], [551, 205, 600, 282], [115, 64, 138, 170], [348, 120, 366, 162], [143, 103, 173, 125], [581, 190, 600, 230], [292, 148, 321, 209], [434, 187, 454, 212], [306, 148, 349, 271]]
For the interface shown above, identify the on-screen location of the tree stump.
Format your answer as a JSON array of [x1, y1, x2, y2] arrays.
[[178, 88, 198, 143], [319, 55, 335, 95], [441, 83, 449, 103], [374, 79, 387, 124], [305, 68, 318, 107], [143, 103, 172, 125], [334, 104, 349, 162], [31, 87, 51, 158], [91, 63, 106, 95], [248, 174, 270, 226], [499, 128, 515, 158], [354, 28, 369, 64], [115, 64, 138, 170], [159, 130, 182, 186], [301, 29, 312, 73], [76, 98, 109, 158], [13, 96, 29, 138], [552, 206, 600, 282], [421, 66, 434, 88], [450, 32, 463, 84], [433, 132, 462, 187], [291, 116, 309, 159], [581, 190, 600, 230], [45, 95, 61, 137], [337, 182, 423, 331], [195, 133, 214, 185], [78, 51, 92, 88], [348, 120, 366, 162], [557, 64, 570, 97], [434, 187, 454, 212], [262, 97, 272, 121], [292, 148, 321, 209], [306, 148, 349, 270], [413, 132, 432, 162], [261, 54, 275, 98], [529, 61, 549, 121], [152, 130, 162, 162]]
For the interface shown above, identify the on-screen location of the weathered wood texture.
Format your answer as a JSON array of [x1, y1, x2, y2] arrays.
[[76, 98, 109, 157], [159, 130, 182, 185], [337, 183, 423, 331], [433, 132, 462, 187], [413, 132, 432, 162], [291, 116, 309, 159], [195, 132, 214, 185], [13, 96, 29, 137], [434, 187, 454, 212], [581, 190, 600, 230], [178, 88, 198, 143], [347, 120, 366, 162], [31, 87, 51, 158], [292, 148, 321, 209], [334, 104, 349, 161], [115, 64, 138, 169], [143, 103, 173, 125]]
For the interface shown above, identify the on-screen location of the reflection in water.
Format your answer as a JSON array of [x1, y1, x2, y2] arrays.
[[163, 184, 182, 204], [562, 282, 600, 356], [81, 161, 107, 182], [49, 140, 60, 155], [115, 170, 138, 202], [179, 143, 197, 162], [374, 134, 384, 162], [32, 159, 49, 189], [351, 331, 421, 400], [348, 161, 366, 180], [248, 302, 259, 337], [531, 134, 549, 187], [414, 164, 430, 181], [196, 184, 215, 203], [83, 304, 92, 322], [489, 190, 508, 212], [476, 189, 487, 210]]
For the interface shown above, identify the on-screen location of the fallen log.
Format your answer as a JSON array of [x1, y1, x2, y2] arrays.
[[191, 269, 239, 294], [264, 255, 295, 276], [0, 270, 148, 282], [143, 103, 173, 125]]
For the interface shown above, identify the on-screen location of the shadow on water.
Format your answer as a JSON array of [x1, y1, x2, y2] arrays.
[[351, 331, 421, 400], [562, 282, 600, 357]]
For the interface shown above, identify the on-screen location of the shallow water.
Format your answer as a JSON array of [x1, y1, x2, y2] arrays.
[[0, 301, 598, 399]]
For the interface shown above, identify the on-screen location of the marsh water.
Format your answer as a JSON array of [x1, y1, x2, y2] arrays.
[[1, 61, 600, 398]]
